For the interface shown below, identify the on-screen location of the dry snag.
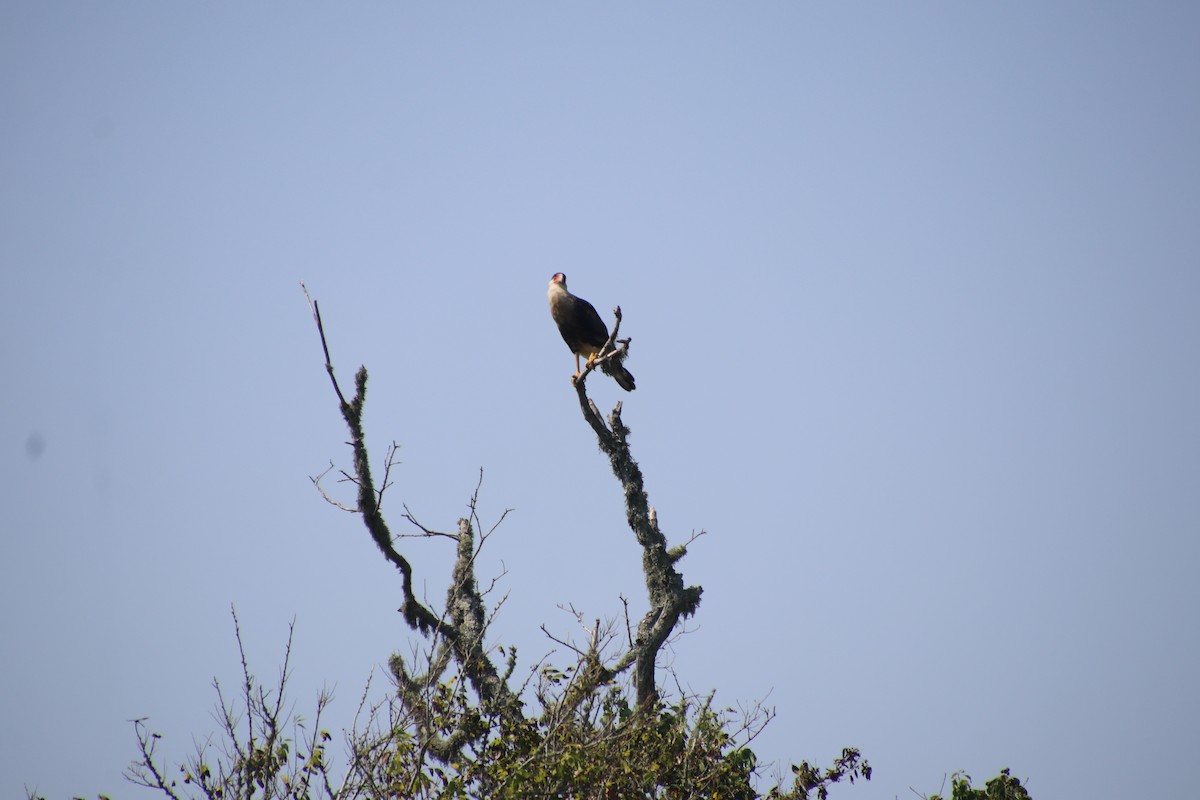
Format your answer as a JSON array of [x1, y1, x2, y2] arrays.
[[114, 286, 868, 800], [303, 283, 522, 761], [303, 283, 700, 720]]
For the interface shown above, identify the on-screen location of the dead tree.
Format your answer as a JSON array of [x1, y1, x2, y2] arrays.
[[119, 287, 867, 800], [303, 287, 701, 743]]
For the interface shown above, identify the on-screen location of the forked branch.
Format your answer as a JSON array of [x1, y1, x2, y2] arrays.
[[574, 306, 633, 409], [302, 283, 521, 757]]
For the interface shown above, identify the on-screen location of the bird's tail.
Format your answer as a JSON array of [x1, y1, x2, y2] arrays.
[[601, 359, 636, 391]]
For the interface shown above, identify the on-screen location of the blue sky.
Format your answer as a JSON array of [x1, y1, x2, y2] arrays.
[[2, 3, 1198, 798]]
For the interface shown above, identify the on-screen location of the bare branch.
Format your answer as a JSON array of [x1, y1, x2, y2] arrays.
[[125, 719, 185, 800], [377, 440, 402, 510], [539, 624, 588, 658], [620, 595, 635, 649], [310, 462, 358, 512], [302, 281, 350, 413], [569, 313, 704, 710], [303, 283, 443, 634], [400, 504, 458, 539]]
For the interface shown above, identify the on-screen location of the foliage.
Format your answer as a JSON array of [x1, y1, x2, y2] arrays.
[[926, 768, 1032, 800], [771, 749, 872, 800], [118, 615, 866, 800]]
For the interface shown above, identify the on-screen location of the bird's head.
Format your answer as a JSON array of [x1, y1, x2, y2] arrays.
[[547, 272, 569, 301]]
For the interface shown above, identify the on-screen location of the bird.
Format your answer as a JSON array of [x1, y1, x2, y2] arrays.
[[547, 272, 636, 391]]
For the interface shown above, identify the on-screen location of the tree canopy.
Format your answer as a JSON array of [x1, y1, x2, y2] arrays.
[[31, 290, 1030, 800]]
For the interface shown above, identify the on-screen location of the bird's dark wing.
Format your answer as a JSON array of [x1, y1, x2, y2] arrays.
[[551, 293, 610, 356]]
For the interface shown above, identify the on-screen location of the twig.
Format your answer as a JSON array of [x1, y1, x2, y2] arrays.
[[620, 595, 634, 648], [311, 462, 357, 512], [575, 306, 629, 385], [539, 624, 588, 658], [302, 282, 349, 413], [377, 440, 402, 510]]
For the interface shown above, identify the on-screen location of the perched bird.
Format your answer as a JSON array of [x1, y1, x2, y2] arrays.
[[547, 272, 636, 391]]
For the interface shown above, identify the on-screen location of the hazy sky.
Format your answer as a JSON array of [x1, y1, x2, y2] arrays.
[[2, 4, 1198, 798]]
